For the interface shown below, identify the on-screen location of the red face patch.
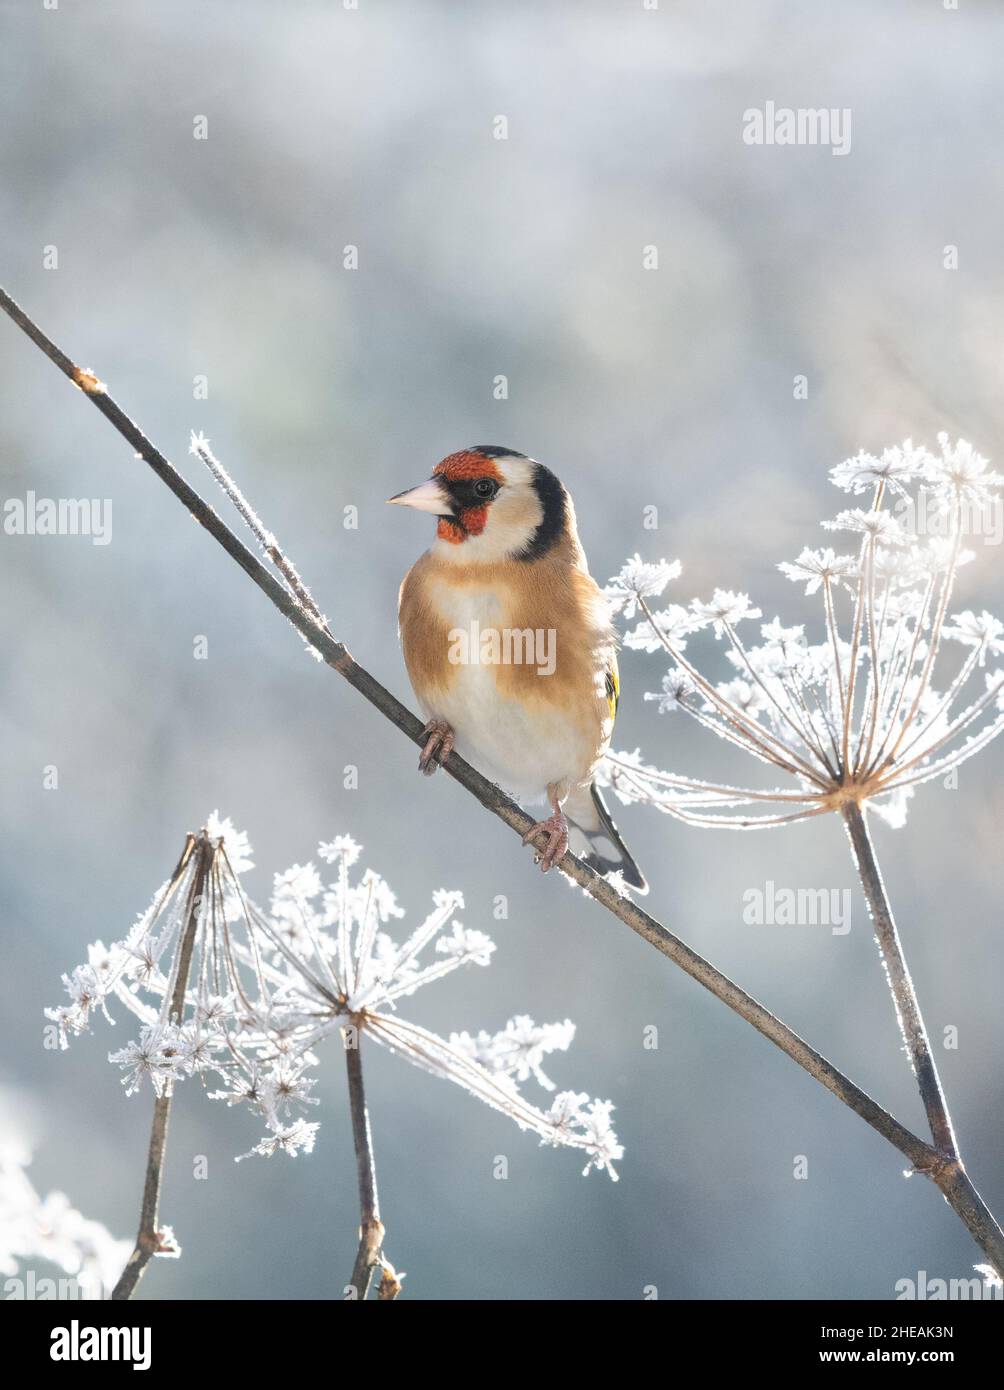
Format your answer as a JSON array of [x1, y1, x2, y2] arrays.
[[437, 506, 488, 544], [433, 450, 504, 483]]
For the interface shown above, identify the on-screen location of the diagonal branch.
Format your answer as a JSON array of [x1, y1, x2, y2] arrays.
[[3, 285, 1002, 1276]]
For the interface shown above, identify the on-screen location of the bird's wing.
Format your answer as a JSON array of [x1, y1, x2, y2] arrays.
[[565, 781, 647, 893], [605, 657, 620, 724]]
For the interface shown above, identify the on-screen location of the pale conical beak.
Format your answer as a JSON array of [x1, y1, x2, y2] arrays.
[[386, 478, 454, 515]]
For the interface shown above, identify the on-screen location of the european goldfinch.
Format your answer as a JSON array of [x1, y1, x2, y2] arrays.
[[388, 446, 647, 892]]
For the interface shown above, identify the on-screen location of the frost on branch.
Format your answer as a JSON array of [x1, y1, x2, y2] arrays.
[[602, 554, 681, 618]]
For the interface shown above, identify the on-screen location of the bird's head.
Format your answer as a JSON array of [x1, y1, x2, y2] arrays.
[[387, 446, 570, 563]]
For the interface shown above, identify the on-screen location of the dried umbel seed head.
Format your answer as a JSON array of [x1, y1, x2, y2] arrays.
[[601, 437, 1004, 832], [47, 818, 622, 1179]]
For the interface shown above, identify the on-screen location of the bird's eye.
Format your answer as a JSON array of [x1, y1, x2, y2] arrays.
[[473, 478, 498, 500]]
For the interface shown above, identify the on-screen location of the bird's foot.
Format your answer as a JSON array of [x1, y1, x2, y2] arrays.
[[522, 809, 569, 873], [418, 718, 455, 776]]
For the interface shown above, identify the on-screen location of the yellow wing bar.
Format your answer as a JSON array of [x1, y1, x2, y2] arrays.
[[605, 660, 620, 724]]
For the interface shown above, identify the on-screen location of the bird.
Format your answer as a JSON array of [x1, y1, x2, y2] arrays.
[[388, 445, 647, 892]]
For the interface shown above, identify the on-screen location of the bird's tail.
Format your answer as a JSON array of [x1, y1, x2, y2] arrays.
[[565, 783, 648, 894]]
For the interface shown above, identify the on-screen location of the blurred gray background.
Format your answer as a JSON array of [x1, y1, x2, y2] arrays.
[[2, 0, 1003, 1301]]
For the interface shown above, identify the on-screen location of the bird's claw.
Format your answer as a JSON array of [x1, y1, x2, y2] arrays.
[[418, 718, 455, 776], [522, 811, 568, 873]]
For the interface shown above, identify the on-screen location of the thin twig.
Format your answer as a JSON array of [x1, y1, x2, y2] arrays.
[[344, 1032, 385, 1300], [842, 810, 1004, 1270], [190, 433, 331, 632], [110, 833, 212, 1300], [109, 1095, 173, 1301], [3, 285, 1001, 1276], [842, 804, 958, 1158]]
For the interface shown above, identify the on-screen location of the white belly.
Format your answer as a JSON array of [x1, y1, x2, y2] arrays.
[[420, 582, 596, 802], [426, 666, 593, 802]]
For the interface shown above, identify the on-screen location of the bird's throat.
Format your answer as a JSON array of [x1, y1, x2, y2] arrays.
[[437, 506, 488, 544]]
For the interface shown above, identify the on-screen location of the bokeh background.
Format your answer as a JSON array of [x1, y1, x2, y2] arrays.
[[2, 0, 1003, 1301]]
